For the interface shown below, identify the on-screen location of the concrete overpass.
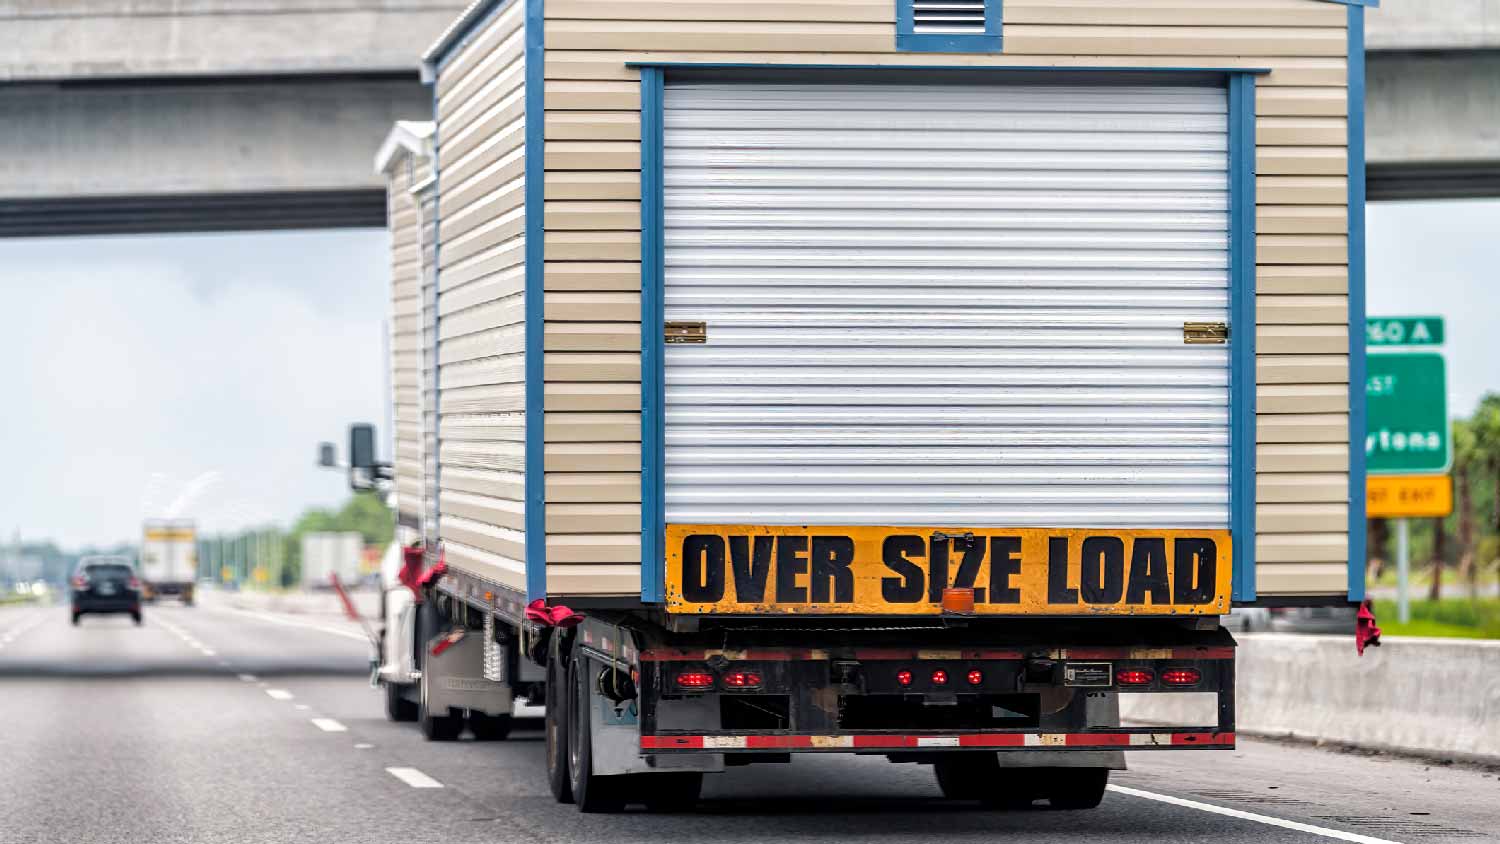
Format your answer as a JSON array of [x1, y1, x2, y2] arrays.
[[1367, 1, 1500, 200], [0, 1, 1494, 236], [0, 1, 463, 235]]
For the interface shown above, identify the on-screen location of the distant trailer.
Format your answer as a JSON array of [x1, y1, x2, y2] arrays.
[[140, 519, 197, 604]]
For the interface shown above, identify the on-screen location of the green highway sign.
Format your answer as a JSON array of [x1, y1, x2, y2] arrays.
[[1367, 316, 1444, 347], [1366, 352, 1450, 475]]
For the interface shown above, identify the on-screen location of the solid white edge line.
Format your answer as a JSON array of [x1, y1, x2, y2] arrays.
[[1107, 785, 1404, 844], [217, 606, 370, 643], [386, 767, 443, 789], [311, 718, 347, 732]]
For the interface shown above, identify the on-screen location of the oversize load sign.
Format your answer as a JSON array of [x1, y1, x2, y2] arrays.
[[665, 525, 1231, 616]]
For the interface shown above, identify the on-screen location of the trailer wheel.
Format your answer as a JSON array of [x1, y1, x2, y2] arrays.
[[934, 754, 1034, 809], [1042, 768, 1109, 810], [545, 643, 574, 804], [418, 670, 464, 741], [385, 682, 418, 722], [568, 655, 627, 813], [468, 711, 512, 741]]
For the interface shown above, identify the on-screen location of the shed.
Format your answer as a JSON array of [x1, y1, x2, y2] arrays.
[[398, 0, 1375, 607]]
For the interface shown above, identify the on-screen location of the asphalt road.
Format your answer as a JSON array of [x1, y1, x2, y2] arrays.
[[0, 596, 1494, 844]]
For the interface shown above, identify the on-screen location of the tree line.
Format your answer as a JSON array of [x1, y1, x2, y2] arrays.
[[1369, 393, 1500, 598]]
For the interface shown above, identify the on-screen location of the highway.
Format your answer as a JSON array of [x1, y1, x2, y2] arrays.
[[0, 597, 1492, 844]]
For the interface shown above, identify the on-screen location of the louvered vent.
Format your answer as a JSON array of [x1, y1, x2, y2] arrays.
[[912, 0, 987, 34]]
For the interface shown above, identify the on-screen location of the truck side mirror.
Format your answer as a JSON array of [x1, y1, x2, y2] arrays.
[[349, 424, 378, 471], [317, 442, 337, 468]]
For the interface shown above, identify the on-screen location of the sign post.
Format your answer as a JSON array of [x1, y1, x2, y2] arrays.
[[1365, 316, 1450, 624]]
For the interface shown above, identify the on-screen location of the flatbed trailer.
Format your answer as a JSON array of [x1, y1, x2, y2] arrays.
[[364, 0, 1373, 814]]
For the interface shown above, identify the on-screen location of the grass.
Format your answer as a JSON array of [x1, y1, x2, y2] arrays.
[[1372, 597, 1500, 639]]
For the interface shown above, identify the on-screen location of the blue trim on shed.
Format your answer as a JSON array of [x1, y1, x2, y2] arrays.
[[639, 64, 1263, 605], [523, 0, 547, 602], [1228, 73, 1258, 603], [896, 0, 1003, 53], [1346, 3, 1368, 603], [639, 67, 666, 605]]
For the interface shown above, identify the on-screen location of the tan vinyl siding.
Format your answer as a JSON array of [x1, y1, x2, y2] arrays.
[[538, 0, 1354, 597], [436, 0, 529, 594], [387, 158, 427, 529]]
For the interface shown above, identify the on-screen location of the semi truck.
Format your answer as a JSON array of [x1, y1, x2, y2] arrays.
[[140, 519, 197, 604], [360, 0, 1372, 814]]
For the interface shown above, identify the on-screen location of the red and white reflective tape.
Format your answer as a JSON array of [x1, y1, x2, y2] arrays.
[[638, 647, 1233, 663], [641, 732, 1233, 750]]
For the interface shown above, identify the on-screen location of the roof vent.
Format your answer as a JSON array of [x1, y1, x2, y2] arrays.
[[912, 0, 988, 34]]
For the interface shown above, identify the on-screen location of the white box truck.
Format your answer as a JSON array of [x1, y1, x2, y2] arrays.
[[140, 519, 196, 605], [300, 532, 363, 590]]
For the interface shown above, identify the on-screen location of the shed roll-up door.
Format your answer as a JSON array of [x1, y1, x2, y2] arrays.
[[662, 81, 1230, 529]]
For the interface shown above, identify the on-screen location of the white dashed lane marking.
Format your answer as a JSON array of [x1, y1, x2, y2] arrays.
[[238, 673, 257, 682], [1108, 786, 1402, 844], [311, 718, 347, 732], [386, 767, 443, 789], [265, 689, 294, 701]]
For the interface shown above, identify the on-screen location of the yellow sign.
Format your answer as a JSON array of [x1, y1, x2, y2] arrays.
[[665, 525, 1231, 616], [1367, 474, 1452, 519], [144, 529, 196, 541]]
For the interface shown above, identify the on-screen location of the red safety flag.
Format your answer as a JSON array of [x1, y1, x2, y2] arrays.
[[1356, 598, 1382, 656], [398, 544, 426, 598], [526, 598, 583, 629]]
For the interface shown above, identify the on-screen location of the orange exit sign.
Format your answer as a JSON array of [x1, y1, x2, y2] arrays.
[[1367, 474, 1453, 519]]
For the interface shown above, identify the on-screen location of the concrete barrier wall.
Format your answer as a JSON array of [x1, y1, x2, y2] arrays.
[[1121, 633, 1500, 761]]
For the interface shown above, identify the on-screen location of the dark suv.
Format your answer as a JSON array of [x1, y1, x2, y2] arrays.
[[71, 557, 143, 625]]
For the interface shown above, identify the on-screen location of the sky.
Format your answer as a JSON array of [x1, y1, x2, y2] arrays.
[[1, 228, 390, 549], [2, 201, 1498, 549]]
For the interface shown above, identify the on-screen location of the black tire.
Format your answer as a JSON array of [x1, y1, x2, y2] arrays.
[[934, 754, 1036, 809], [545, 643, 575, 804], [131, 611, 143, 626], [1043, 768, 1109, 810], [71, 612, 81, 626], [468, 711, 513, 741], [418, 671, 464, 741], [385, 681, 418, 722], [640, 773, 703, 813], [568, 654, 627, 813]]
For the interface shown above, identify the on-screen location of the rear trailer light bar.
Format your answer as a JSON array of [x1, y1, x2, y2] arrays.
[[640, 642, 1235, 750], [642, 732, 1235, 751]]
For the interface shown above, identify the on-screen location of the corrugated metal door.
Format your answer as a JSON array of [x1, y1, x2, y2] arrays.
[[662, 81, 1230, 530]]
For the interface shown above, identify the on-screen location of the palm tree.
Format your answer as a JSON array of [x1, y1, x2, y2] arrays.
[[1452, 419, 1478, 597], [1468, 395, 1500, 590]]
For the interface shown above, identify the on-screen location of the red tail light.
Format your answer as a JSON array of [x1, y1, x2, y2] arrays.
[[128, 577, 142, 590], [721, 671, 762, 689], [1161, 668, 1201, 687], [966, 669, 984, 686], [896, 669, 913, 687], [930, 669, 949, 686], [71, 575, 89, 590], [675, 672, 714, 690], [1115, 669, 1154, 686]]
